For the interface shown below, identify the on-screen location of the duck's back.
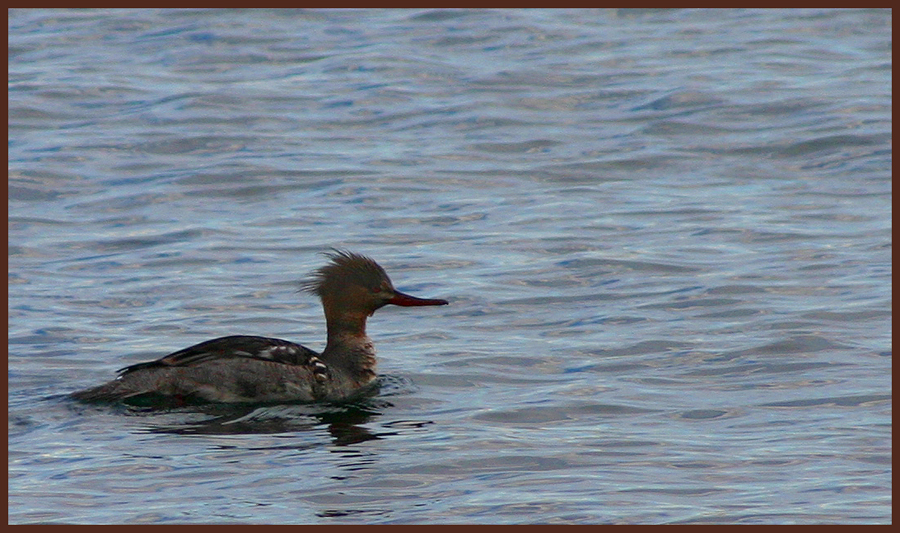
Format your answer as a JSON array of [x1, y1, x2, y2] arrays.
[[71, 335, 328, 404]]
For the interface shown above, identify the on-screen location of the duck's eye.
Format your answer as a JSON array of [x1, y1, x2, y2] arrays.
[[370, 284, 390, 295]]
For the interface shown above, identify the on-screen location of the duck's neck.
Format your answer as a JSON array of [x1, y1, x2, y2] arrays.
[[322, 313, 377, 386]]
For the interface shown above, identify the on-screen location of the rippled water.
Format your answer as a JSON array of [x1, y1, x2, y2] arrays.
[[8, 9, 891, 524]]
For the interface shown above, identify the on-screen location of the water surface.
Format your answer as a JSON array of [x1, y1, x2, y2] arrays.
[[8, 8, 891, 524]]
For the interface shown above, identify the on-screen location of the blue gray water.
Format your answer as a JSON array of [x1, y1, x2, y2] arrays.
[[8, 9, 891, 524]]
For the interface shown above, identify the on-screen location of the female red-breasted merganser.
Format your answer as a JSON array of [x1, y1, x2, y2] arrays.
[[71, 250, 448, 404]]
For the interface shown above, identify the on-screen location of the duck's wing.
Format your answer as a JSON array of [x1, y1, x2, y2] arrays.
[[118, 335, 322, 374]]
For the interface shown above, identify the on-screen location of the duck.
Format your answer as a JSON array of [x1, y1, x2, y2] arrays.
[[71, 250, 447, 404]]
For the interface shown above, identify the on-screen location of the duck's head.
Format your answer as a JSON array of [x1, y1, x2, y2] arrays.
[[301, 250, 448, 318]]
